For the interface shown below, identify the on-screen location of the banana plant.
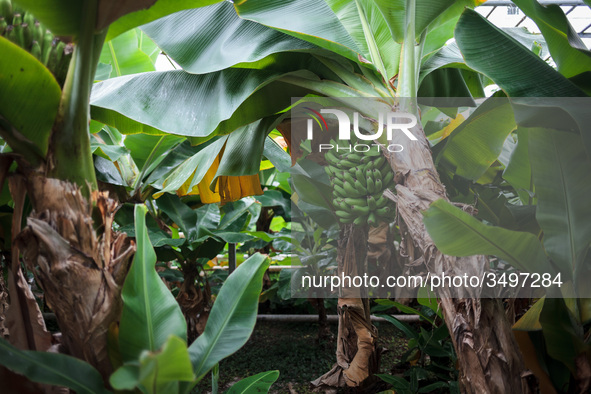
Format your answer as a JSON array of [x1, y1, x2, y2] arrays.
[[0, 0, 250, 383], [423, 4, 591, 391], [0, 205, 277, 393], [86, 0, 540, 391]]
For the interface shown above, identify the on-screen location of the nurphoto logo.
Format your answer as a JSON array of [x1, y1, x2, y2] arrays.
[[304, 107, 418, 153]]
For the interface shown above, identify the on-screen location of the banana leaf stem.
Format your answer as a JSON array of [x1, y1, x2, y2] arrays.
[[49, 0, 104, 196]]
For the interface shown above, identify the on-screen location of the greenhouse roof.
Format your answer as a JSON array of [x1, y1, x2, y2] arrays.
[[478, 0, 591, 42]]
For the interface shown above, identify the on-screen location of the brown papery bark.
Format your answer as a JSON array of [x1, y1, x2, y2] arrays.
[[312, 224, 381, 392], [386, 115, 532, 393], [15, 175, 134, 381]]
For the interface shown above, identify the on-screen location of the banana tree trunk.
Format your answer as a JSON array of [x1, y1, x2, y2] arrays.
[[312, 223, 381, 391], [386, 119, 532, 393], [14, 174, 134, 381], [0, 273, 7, 339]]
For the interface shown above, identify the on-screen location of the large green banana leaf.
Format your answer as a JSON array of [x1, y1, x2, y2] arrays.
[[90, 68, 284, 137], [140, 1, 315, 74], [0, 37, 61, 160], [185, 253, 269, 387], [0, 337, 109, 394], [234, 0, 362, 63], [455, 8, 586, 97], [373, 0, 456, 43], [106, 0, 224, 41], [99, 28, 155, 79], [437, 98, 516, 180], [13, 0, 220, 38], [502, 128, 533, 205], [226, 370, 280, 394], [153, 138, 226, 198], [423, 199, 555, 276], [325, 0, 400, 80], [420, 28, 548, 82], [512, 0, 591, 78], [529, 128, 591, 278], [118, 205, 187, 362]]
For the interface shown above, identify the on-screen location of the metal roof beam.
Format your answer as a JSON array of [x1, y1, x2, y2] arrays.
[[480, 0, 585, 5]]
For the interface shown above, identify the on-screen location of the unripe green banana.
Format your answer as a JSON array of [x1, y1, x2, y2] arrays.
[[376, 195, 388, 209], [335, 210, 354, 220], [368, 212, 377, 227], [351, 204, 370, 216], [22, 23, 32, 49], [6, 25, 18, 45], [353, 179, 367, 195], [41, 30, 52, 64], [332, 177, 344, 189], [23, 11, 34, 25], [30, 39, 41, 60], [54, 41, 65, 64], [0, 0, 12, 23], [368, 195, 377, 211], [382, 171, 394, 187], [373, 155, 385, 169], [11, 12, 20, 25], [355, 167, 366, 188], [376, 206, 391, 217], [325, 151, 340, 166], [324, 166, 334, 178], [366, 147, 382, 157], [340, 159, 357, 169], [343, 182, 363, 198], [346, 153, 363, 163], [366, 174, 375, 194], [344, 197, 366, 206], [334, 184, 347, 197], [32, 21, 42, 43], [339, 216, 355, 224], [353, 215, 368, 226], [343, 171, 356, 186]]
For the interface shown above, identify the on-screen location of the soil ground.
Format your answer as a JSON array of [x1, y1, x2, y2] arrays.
[[194, 320, 407, 394]]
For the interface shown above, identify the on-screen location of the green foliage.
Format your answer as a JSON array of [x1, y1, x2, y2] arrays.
[[140, 1, 314, 74], [376, 298, 458, 393], [118, 204, 187, 362], [0, 337, 110, 394], [90, 68, 284, 137], [437, 99, 516, 180], [455, 8, 586, 97], [423, 199, 554, 276], [0, 36, 60, 160], [187, 253, 269, 382], [99, 28, 155, 79], [113, 209, 270, 393], [225, 370, 280, 394]]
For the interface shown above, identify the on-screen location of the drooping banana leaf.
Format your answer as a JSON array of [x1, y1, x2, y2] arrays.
[[512, 0, 591, 78], [455, 8, 586, 97], [423, 199, 555, 276], [529, 128, 591, 284], [90, 68, 284, 137], [0, 37, 61, 160], [437, 98, 516, 180], [140, 1, 315, 74], [0, 337, 110, 394], [234, 0, 362, 64]]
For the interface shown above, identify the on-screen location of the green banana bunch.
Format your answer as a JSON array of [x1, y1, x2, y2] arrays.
[[0, 0, 72, 86], [325, 139, 396, 227]]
